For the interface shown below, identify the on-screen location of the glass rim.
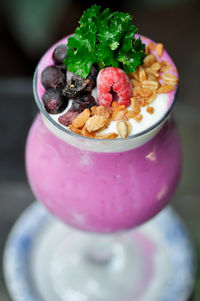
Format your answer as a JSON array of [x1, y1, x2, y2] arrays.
[[33, 66, 178, 142]]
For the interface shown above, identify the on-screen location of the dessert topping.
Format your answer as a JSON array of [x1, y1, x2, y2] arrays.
[[42, 89, 67, 114], [97, 67, 133, 107], [58, 109, 79, 126], [53, 45, 67, 66], [64, 5, 146, 78], [41, 66, 66, 90]]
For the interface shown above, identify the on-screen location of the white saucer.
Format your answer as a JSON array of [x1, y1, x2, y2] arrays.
[[3, 202, 196, 301]]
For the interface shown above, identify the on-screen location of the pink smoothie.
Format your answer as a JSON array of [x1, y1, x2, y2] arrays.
[[26, 115, 181, 233]]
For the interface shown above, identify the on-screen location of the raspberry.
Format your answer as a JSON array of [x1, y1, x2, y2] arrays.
[[97, 67, 132, 107], [58, 108, 79, 126]]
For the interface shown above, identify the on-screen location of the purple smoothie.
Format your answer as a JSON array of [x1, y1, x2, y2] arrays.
[[26, 114, 181, 233], [26, 34, 181, 233]]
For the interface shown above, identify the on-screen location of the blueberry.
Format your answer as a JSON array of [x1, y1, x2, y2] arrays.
[[42, 89, 68, 114], [88, 64, 98, 88], [41, 66, 66, 90], [63, 77, 93, 99], [52, 44, 67, 65], [72, 94, 96, 113]]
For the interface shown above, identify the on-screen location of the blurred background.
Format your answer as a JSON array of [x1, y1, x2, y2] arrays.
[[0, 0, 200, 300]]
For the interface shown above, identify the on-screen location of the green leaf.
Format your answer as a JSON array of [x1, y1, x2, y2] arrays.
[[64, 5, 146, 78]]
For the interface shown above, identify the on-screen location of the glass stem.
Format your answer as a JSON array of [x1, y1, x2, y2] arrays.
[[84, 233, 120, 265]]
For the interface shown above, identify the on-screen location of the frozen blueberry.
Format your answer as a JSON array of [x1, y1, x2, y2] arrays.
[[72, 94, 96, 113], [62, 77, 93, 99], [87, 64, 98, 88], [52, 44, 67, 65], [42, 89, 67, 114], [41, 66, 66, 90]]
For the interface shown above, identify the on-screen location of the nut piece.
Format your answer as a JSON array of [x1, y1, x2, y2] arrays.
[[162, 73, 178, 86], [72, 108, 90, 129], [138, 88, 153, 98], [146, 106, 155, 114], [68, 124, 83, 135], [157, 85, 175, 93], [85, 115, 107, 133], [82, 126, 95, 138], [142, 80, 159, 90], [144, 54, 156, 67], [131, 97, 141, 114], [134, 114, 143, 122], [147, 42, 156, 52], [117, 121, 129, 139], [156, 43, 164, 57], [112, 109, 128, 121], [146, 92, 156, 105], [126, 110, 137, 119], [95, 132, 118, 139], [91, 105, 111, 119], [138, 66, 147, 82]]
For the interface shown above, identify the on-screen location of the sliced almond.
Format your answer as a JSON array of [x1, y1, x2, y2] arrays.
[[160, 61, 172, 72], [85, 115, 107, 133], [133, 86, 141, 96], [147, 74, 158, 81], [138, 66, 147, 82], [138, 88, 153, 98], [91, 105, 111, 119], [156, 43, 164, 57], [95, 132, 118, 139], [111, 101, 119, 109], [131, 97, 141, 114], [145, 46, 150, 55], [146, 106, 155, 114], [131, 78, 140, 87], [72, 108, 90, 129], [131, 71, 139, 81], [68, 124, 83, 135], [147, 42, 156, 52], [112, 110, 128, 121], [134, 114, 143, 122], [144, 54, 156, 67], [82, 126, 95, 138], [162, 73, 178, 86], [117, 121, 129, 139], [151, 62, 161, 71], [145, 67, 159, 77], [96, 118, 110, 133], [142, 80, 159, 90], [126, 110, 137, 119], [146, 92, 156, 105], [157, 85, 175, 93]]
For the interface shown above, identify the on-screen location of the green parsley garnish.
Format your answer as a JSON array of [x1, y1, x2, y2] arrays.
[[64, 5, 146, 78]]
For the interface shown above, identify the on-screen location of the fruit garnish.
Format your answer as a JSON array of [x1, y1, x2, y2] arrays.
[[72, 94, 96, 113], [63, 65, 98, 99], [97, 67, 133, 107], [53, 45, 67, 66], [64, 5, 146, 78], [58, 109, 79, 126], [41, 66, 66, 90], [42, 89, 67, 114]]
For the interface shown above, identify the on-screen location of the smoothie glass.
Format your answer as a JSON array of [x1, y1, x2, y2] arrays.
[[25, 51, 181, 300]]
